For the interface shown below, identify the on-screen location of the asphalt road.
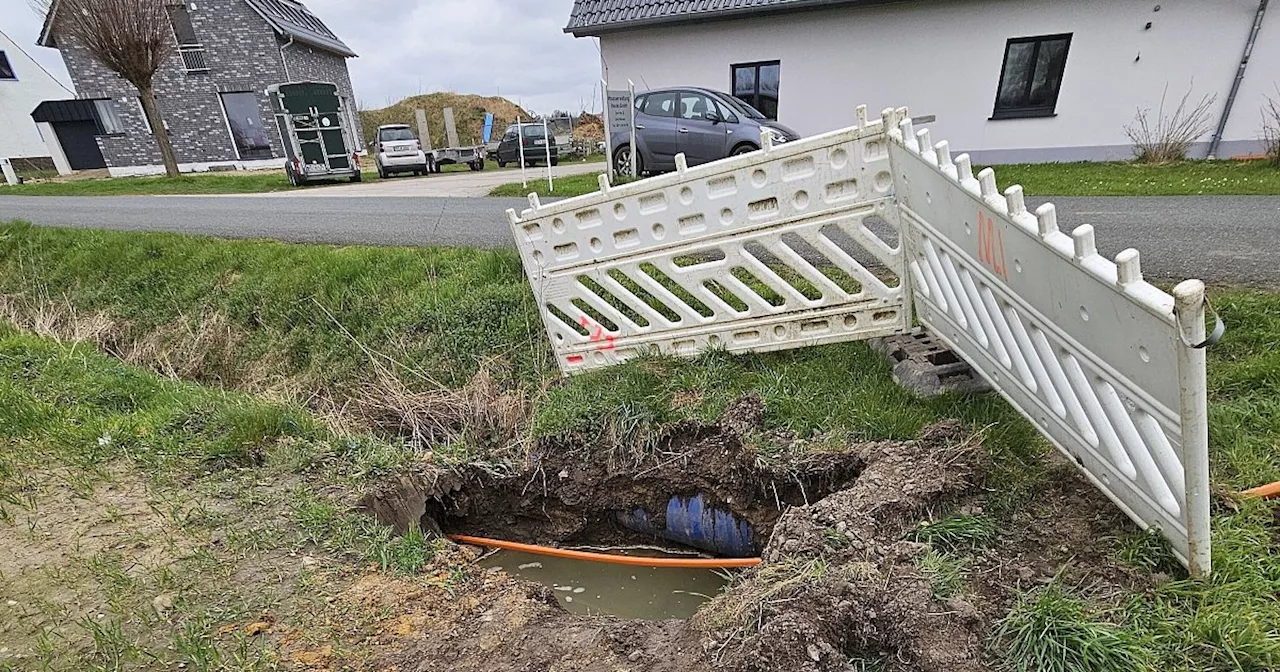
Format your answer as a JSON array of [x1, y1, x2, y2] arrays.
[[1, 194, 1276, 286]]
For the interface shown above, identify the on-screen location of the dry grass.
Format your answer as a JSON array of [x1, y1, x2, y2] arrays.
[[1124, 83, 1217, 163], [0, 291, 271, 390], [350, 364, 528, 454], [1262, 88, 1280, 168]]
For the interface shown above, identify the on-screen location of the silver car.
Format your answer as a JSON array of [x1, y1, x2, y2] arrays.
[[612, 87, 801, 175], [373, 124, 430, 178]]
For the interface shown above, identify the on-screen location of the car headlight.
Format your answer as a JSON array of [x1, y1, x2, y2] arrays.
[[761, 127, 790, 144]]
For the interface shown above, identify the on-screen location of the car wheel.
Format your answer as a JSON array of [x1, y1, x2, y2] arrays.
[[497, 159, 507, 168], [550, 158, 559, 167], [731, 143, 758, 157], [377, 165, 387, 179], [469, 160, 482, 171], [613, 145, 642, 176]]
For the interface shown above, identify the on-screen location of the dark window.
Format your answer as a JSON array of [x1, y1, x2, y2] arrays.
[[220, 92, 272, 160], [378, 127, 415, 141], [521, 124, 546, 138], [0, 52, 15, 80], [639, 91, 676, 118], [992, 34, 1071, 119], [166, 4, 199, 46], [731, 61, 780, 120]]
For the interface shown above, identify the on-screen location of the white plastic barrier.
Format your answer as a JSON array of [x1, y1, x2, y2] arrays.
[[506, 106, 1213, 575], [888, 114, 1211, 576], [507, 109, 910, 373]]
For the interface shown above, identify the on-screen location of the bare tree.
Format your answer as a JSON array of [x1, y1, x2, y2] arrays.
[[1262, 86, 1280, 168], [1124, 83, 1218, 164], [37, 0, 181, 176]]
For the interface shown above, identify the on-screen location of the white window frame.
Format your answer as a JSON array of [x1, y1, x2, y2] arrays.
[[217, 93, 243, 160], [135, 98, 153, 134]]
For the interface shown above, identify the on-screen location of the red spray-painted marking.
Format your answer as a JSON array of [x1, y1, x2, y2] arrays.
[[579, 316, 616, 351], [976, 210, 1009, 280]]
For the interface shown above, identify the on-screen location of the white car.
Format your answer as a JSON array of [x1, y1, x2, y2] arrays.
[[373, 124, 431, 178]]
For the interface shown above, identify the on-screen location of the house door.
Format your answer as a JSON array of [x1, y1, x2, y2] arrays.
[[53, 121, 107, 170]]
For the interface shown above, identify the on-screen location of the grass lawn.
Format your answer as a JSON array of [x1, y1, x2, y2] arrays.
[[488, 158, 1280, 199], [0, 168, 379, 197], [488, 171, 606, 197], [2, 221, 1280, 669], [4, 153, 605, 197], [988, 159, 1280, 196]]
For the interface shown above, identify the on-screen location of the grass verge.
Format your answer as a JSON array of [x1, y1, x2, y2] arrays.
[[2, 221, 1280, 669], [0, 169, 383, 197], [985, 159, 1280, 196], [0, 320, 448, 669], [488, 171, 610, 197], [488, 159, 1280, 198]]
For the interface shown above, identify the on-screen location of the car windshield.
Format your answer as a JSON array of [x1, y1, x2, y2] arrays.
[[379, 128, 415, 141], [719, 94, 767, 120]]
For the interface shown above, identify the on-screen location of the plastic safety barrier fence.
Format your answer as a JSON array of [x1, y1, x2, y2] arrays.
[[506, 109, 910, 373], [506, 106, 1212, 576], [887, 112, 1210, 576]]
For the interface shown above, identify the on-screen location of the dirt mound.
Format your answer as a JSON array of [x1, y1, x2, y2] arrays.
[[701, 420, 983, 671], [359, 92, 531, 148], [574, 111, 605, 144]]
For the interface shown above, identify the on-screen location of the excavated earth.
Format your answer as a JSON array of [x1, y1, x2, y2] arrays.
[[349, 396, 1149, 672]]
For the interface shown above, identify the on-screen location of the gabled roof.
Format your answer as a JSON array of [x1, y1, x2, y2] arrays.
[[243, 0, 356, 57], [565, 0, 906, 36], [39, 0, 355, 57]]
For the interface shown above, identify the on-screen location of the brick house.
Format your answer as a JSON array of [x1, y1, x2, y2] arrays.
[[38, 0, 361, 176]]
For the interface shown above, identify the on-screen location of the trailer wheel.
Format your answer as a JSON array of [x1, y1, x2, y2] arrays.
[[469, 160, 483, 171], [350, 172, 362, 183]]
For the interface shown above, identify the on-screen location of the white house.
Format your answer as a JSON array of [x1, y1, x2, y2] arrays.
[[569, 0, 1279, 163], [0, 27, 73, 171]]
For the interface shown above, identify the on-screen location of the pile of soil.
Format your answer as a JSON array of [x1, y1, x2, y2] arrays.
[[358, 92, 531, 148], [573, 112, 605, 144]]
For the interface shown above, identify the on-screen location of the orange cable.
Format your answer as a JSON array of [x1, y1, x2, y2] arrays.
[[447, 534, 761, 568], [1241, 480, 1280, 499]]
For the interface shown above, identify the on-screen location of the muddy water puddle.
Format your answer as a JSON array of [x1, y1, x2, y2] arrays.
[[477, 548, 733, 620]]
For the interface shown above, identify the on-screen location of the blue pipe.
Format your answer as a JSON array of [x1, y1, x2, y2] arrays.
[[616, 493, 757, 558]]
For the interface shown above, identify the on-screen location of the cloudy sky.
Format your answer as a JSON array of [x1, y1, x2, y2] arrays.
[[2, 0, 601, 114]]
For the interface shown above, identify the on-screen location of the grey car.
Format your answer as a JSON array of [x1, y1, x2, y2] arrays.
[[611, 87, 800, 175]]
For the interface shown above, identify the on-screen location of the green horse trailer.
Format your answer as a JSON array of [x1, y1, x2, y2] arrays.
[[267, 81, 362, 185]]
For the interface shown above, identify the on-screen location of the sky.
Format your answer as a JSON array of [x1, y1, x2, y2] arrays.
[[1, 0, 602, 115]]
